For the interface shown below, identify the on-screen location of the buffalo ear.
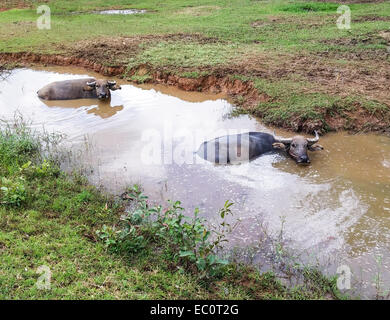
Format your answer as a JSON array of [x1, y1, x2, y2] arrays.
[[308, 143, 324, 151], [272, 142, 286, 151], [110, 84, 121, 91], [107, 80, 120, 90]]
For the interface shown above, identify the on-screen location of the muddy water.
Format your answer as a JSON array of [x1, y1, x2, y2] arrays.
[[1, 67, 390, 298]]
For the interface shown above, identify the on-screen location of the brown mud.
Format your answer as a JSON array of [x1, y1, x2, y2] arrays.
[[0, 0, 36, 11], [251, 15, 333, 29], [353, 15, 390, 22]]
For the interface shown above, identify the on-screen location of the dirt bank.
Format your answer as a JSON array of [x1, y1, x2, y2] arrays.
[[0, 0, 34, 11]]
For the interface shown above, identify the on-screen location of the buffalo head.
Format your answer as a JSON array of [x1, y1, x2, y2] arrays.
[[272, 131, 324, 164], [84, 79, 121, 100]]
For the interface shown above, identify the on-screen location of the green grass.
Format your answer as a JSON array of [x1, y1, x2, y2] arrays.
[[130, 42, 244, 69], [129, 74, 152, 83], [0, 0, 389, 53], [0, 122, 342, 299], [241, 76, 389, 131], [181, 70, 212, 77]]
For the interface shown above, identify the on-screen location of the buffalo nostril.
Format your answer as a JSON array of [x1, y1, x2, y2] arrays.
[[298, 156, 309, 163]]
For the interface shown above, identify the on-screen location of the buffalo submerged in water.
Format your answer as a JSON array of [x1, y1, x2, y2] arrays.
[[37, 78, 121, 100], [196, 131, 323, 164]]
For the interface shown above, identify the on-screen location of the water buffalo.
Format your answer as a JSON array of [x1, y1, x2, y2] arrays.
[[196, 131, 323, 164], [37, 78, 121, 100]]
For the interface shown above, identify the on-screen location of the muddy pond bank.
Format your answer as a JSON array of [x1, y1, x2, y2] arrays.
[[0, 66, 389, 298], [1, 52, 389, 135]]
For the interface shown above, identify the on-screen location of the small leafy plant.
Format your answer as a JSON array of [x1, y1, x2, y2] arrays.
[[97, 185, 237, 277], [96, 225, 119, 248], [19, 160, 60, 179], [0, 176, 27, 206]]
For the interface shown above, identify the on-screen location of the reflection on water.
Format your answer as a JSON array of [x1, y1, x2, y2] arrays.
[[86, 104, 124, 119], [41, 98, 124, 119], [136, 83, 227, 103], [1, 67, 390, 298]]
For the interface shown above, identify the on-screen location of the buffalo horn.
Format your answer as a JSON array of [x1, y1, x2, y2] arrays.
[[273, 131, 293, 144], [86, 80, 96, 87], [107, 80, 116, 86], [307, 130, 319, 145]]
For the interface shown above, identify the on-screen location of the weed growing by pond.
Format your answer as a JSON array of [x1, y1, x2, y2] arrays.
[[0, 63, 11, 81], [0, 176, 26, 206], [0, 118, 62, 207], [227, 215, 348, 300], [0, 114, 65, 165], [373, 255, 390, 300], [129, 74, 152, 83], [97, 186, 236, 279]]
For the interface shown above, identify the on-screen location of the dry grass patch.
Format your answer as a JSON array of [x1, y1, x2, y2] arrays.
[[176, 5, 221, 17]]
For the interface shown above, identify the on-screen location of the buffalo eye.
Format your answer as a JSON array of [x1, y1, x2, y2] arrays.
[[291, 143, 296, 148]]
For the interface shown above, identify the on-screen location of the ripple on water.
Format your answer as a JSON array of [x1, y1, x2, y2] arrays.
[[209, 155, 368, 254]]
